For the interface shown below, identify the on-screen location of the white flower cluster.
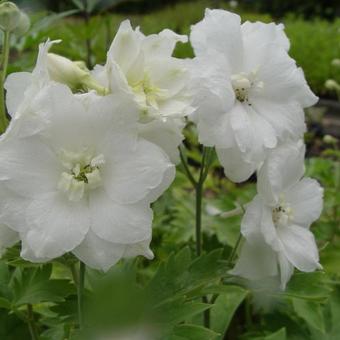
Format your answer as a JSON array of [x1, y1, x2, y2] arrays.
[[190, 9, 323, 289], [0, 9, 323, 286]]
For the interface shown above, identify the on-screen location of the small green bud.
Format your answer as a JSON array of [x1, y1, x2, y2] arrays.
[[47, 53, 90, 90], [47, 53, 109, 95], [13, 11, 30, 36], [0, 2, 21, 32], [323, 134, 337, 145], [331, 59, 340, 68], [325, 79, 340, 91]]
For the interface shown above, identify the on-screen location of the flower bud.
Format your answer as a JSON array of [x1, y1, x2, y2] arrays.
[[47, 53, 109, 95], [325, 79, 340, 91], [0, 2, 21, 32], [13, 11, 30, 36], [331, 59, 340, 68], [323, 134, 337, 145], [47, 53, 90, 90]]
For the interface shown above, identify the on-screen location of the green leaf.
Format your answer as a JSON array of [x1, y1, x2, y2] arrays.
[[170, 324, 219, 340], [292, 299, 325, 333], [281, 272, 332, 301], [210, 285, 248, 340], [265, 328, 286, 340], [11, 265, 74, 306], [155, 299, 212, 324], [147, 248, 225, 304], [0, 297, 11, 309]]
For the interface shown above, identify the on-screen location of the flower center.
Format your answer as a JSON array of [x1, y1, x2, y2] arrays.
[[272, 196, 293, 228], [231, 70, 264, 106], [130, 73, 167, 122], [57, 148, 105, 202]]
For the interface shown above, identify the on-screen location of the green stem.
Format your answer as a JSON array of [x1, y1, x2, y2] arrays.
[[196, 147, 213, 328], [228, 233, 243, 265], [77, 261, 86, 329], [26, 304, 39, 340], [0, 30, 10, 134], [179, 146, 197, 187], [195, 147, 208, 256]]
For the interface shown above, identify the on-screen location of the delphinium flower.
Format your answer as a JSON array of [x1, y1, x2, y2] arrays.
[[190, 9, 318, 182], [230, 141, 323, 289], [0, 83, 175, 270], [92, 20, 194, 163]]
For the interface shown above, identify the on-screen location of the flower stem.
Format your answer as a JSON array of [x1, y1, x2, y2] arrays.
[[179, 146, 197, 187], [195, 146, 213, 256], [77, 261, 86, 329], [228, 233, 243, 265], [0, 30, 10, 134], [26, 304, 39, 340]]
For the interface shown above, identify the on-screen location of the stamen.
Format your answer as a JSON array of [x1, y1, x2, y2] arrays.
[[58, 148, 105, 201]]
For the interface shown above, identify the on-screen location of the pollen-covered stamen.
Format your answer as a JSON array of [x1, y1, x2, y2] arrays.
[[231, 70, 264, 106], [57, 148, 105, 202], [272, 196, 293, 228]]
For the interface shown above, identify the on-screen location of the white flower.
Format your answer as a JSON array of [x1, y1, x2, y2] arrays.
[[4, 40, 106, 140], [230, 141, 323, 289], [190, 9, 317, 182], [0, 84, 175, 270], [93, 20, 194, 163]]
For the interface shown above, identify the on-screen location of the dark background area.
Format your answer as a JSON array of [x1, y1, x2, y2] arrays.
[[16, 0, 340, 19]]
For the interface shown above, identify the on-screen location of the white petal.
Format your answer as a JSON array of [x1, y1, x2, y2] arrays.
[[229, 102, 254, 153], [4, 72, 32, 117], [277, 224, 321, 272], [241, 21, 290, 52], [0, 136, 62, 199], [24, 192, 90, 259], [104, 138, 174, 204], [73, 231, 125, 271], [257, 141, 305, 204], [248, 108, 277, 149], [216, 146, 256, 183], [252, 99, 306, 141], [257, 46, 318, 107], [277, 252, 294, 290], [142, 29, 188, 58], [240, 195, 263, 239], [230, 237, 278, 280], [147, 58, 189, 98], [0, 184, 28, 233], [123, 238, 154, 260], [260, 205, 283, 252], [286, 178, 324, 228], [138, 119, 184, 164], [107, 20, 141, 75], [190, 9, 243, 70], [90, 188, 152, 244]]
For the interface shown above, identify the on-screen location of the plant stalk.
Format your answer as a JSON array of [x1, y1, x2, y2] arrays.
[[26, 304, 39, 340], [77, 261, 86, 329], [0, 30, 10, 134]]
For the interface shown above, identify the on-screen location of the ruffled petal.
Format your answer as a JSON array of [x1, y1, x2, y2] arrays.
[[216, 146, 256, 183], [90, 188, 152, 244], [277, 224, 321, 272], [257, 141, 305, 204], [286, 178, 324, 228], [190, 9, 243, 70], [103, 138, 174, 204], [24, 192, 90, 259]]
